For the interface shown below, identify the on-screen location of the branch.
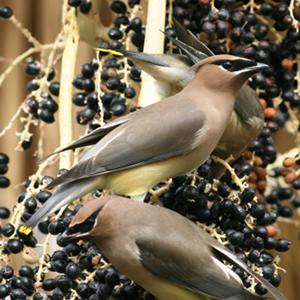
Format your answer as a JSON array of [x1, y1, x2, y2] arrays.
[[58, 7, 79, 169], [138, 0, 167, 107]]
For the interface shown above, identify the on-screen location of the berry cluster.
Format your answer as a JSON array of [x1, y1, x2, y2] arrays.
[[0, 0, 299, 299], [71, 0, 143, 131], [24, 61, 59, 124], [0, 153, 10, 188], [68, 0, 92, 14]]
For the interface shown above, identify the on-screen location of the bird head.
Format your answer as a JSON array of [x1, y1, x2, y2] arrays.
[[191, 54, 269, 92], [60, 197, 111, 241]]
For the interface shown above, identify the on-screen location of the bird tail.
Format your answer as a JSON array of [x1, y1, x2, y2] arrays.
[[19, 177, 104, 234], [95, 48, 169, 67], [226, 292, 264, 300]]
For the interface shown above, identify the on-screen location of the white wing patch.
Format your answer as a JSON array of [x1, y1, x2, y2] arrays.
[[80, 129, 126, 162], [191, 120, 209, 150], [212, 256, 243, 285]]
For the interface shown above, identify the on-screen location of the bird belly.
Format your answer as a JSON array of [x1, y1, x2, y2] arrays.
[[140, 277, 208, 300], [105, 145, 214, 196]]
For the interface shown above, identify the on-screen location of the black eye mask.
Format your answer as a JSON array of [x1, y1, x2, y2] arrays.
[[66, 208, 102, 235], [211, 59, 257, 72]]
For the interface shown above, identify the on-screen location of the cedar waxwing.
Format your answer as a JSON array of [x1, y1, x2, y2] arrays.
[[62, 196, 285, 300], [172, 20, 265, 178], [96, 21, 264, 178], [21, 54, 268, 232], [41, 22, 264, 179]]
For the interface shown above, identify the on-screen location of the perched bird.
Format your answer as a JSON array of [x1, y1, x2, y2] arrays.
[[172, 20, 265, 178], [96, 21, 264, 178], [42, 22, 264, 179], [21, 54, 267, 232], [62, 195, 285, 300]]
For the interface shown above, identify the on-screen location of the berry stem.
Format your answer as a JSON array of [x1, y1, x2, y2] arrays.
[[212, 155, 248, 191], [9, 15, 41, 47], [0, 43, 62, 88], [289, 0, 300, 32]]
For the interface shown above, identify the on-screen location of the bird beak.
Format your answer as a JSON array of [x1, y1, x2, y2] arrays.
[[59, 230, 89, 242], [237, 62, 269, 74], [56, 230, 88, 246], [94, 48, 170, 67]]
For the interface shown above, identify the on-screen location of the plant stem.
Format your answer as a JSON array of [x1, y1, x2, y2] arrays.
[[58, 6, 79, 169], [138, 0, 167, 107]]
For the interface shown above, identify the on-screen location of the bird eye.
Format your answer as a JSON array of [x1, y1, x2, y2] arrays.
[[222, 61, 233, 70]]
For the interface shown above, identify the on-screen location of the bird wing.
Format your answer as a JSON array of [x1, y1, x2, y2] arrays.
[[135, 234, 254, 299], [40, 113, 134, 162], [48, 96, 207, 187], [204, 232, 286, 300], [235, 85, 264, 124], [134, 204, 285, 300]]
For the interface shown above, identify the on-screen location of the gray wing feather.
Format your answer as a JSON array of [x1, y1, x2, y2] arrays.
[[48, 96, 206, 188], [25, 177, 99, 228], [235, 85, 264, 123], [40, 113, 133, 162], [136, 237, 255, 299], [205, 232, 286, 300], [115, 49, 170, 67]]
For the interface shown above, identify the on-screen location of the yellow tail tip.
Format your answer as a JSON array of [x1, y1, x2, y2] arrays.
[[94, 47, 124, 57], [19, 225, 33, 235]]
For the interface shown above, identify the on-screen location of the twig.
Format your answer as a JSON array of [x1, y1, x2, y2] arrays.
[[0, 104, 24, 138], [37, 122, 45, 159], [244, 0, 259, 14], [149, 179, 172, 204], [9, 16, 41, 47], [0, 43, 62, 88], [197, 222, 228, 245], [15, 114, 37, 151], [288, 0, 300, 32], [211, 155, 247, 191], [95, 55, 105, 126]]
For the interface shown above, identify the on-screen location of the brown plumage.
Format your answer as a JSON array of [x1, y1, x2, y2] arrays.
[[42, 29, 264, 179], [171, 19, 264, 177], [63, 196, 285, 300], [23, 54, 267, 230]]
